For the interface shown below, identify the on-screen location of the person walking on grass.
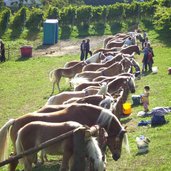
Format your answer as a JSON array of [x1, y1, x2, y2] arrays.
[[85, 39, 92, 60], [147, 43, 154, 72], [80, 39, 86, 61]]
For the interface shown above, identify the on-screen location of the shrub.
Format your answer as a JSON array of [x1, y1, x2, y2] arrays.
[[0, 8, 11, 36]]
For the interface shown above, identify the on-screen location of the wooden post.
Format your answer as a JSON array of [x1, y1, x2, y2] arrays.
[[71, 125, 100, 171], [71, 127, 86, 171]]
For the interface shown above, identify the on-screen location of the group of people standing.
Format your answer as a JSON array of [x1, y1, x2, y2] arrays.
[[80, 39, 92, 61], [0, 40, 6, 62], [141, 30, 154, 73]]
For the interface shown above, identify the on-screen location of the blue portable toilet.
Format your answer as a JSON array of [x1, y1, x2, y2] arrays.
[[43, 19, 58, 45]]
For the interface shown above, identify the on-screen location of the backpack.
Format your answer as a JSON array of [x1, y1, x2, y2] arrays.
[[148, 51, 153, 60], [151, 113, 166, 126]]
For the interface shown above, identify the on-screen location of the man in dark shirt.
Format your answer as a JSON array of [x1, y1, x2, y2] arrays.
[[80, 39, 86, 61], [85, 39, 92, 60]]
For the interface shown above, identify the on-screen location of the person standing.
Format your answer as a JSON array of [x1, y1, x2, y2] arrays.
[[123, 36, 133, 47], [80, 40, 86, 61], [0, 40, 6, 62], [142, 43, 149, 73], [141, 86, 150, 112], [147, 43, 154, 72], [85, 39, 92, 60]]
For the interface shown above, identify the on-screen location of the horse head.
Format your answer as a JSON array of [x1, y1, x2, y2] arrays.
[[127, 77, 136, 93], [96, 109, 129, 161], [107, 124, 127, 160]]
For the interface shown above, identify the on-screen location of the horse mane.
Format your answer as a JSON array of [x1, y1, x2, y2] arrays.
[[86, 137, 105, 171], [96, 109, 114, 129]]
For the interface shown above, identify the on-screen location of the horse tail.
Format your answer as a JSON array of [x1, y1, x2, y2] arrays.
[[86, 137, 105, 171], [0, 119, 15, 162], [70, 77, 90, 89], [49, 69, 56, 83], [16, 130, 31, 168]]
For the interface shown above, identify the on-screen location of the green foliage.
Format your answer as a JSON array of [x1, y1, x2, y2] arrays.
[[107, 3, 124, 23], [153, 6, 171, 30], [10, 7, 27, 31], [46, 6, 60, 19], [157, 0, 171, 7], [60, 5, 76, 26], [0, 8, 11, 37], [91, 6, 108, 23], [26, 8, 44, 30], [76, 5, 92, 25]]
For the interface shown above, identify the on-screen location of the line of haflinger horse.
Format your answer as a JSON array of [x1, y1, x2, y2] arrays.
[[0, 32, 141, 171]]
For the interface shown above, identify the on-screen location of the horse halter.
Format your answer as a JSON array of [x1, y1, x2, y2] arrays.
[[107, 127, 126, 141]]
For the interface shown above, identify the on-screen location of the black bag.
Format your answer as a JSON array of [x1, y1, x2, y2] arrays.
[[151, 114, 166, 126]]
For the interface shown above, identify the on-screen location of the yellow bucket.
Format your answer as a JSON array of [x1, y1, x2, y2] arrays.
[[123, 102, 132, 115]]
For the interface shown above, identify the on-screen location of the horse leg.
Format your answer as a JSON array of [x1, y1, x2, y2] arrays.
[[56, 70, 62, 92], [60, 145, 72, 171], [50, 82, 55, 96], [23, 156, 33, 171]]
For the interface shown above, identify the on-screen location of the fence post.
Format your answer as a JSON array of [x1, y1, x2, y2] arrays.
[[71, 127, 86, 171]]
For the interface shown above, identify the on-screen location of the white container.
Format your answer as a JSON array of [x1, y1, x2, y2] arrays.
[[152, 66, 158, 74]]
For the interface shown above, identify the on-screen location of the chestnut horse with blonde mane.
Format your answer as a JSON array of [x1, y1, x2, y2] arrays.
[[82, 53, 123, 72], [74, 61, 124, 81], [45, 88, 99, 105], [0, 104, 129, 171], [49, 52, 105, 93], [64, 52, 105, 68], [49, 61, 86, 94], [15, 121, 105, 171]]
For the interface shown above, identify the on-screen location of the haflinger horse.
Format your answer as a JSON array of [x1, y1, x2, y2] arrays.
[[93, 44, 140, 56], [49, 61, 86, 94], [0, 104, 129, 171], [64, 60, 80, 68], [73, 61, 124, 82], [63, 95, 114, 111], [105, 40, 125, 49], [120, 45, 140, 55], [45, 88, 99, 105], [49, 52, 106, 93], [74, 76, 135, 103], [64, 52, 105, 68], [82, 53, 123, 72], [93, 72, 135, 82], [15, 121, 105, 171]]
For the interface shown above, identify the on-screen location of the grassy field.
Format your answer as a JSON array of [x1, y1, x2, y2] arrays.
[[0, 29, 171, 171]]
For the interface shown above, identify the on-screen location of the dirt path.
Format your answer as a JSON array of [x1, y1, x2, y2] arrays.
[[33, 35, 110, 57]]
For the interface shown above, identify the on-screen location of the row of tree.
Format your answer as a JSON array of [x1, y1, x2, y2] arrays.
[[0, 1, 170, 38]]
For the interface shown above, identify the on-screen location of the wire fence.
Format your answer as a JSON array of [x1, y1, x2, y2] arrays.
[[5, 44, 21, 61]]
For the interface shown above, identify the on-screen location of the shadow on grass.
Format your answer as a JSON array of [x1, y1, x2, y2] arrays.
[[33, 161, 61, 171], [15, 56, 31, 62]]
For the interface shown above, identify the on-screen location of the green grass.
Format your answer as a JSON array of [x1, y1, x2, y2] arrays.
[[0, 29, 171, 171]]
